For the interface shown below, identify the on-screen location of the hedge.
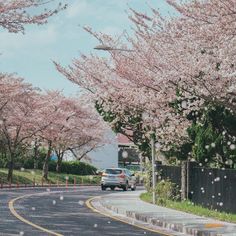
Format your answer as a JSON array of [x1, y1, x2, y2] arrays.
[[23, 158, 97, 175], [48, 161, 97, 175], [1, 153, 97, 175]]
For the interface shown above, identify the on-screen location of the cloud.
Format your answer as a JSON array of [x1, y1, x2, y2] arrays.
[[0, 24, 58, 58], [66, 0, 89, 18]]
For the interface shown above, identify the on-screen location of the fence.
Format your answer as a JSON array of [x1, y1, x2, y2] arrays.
[[157, 162, 236, 214], [157, 165, 181, 188]]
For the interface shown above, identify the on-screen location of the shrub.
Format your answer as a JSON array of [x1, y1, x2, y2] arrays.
[[48, 160, 57, 171], [22, 156, 45, 169], [22, 158, 34, 169], [48, 161, 97, 175], [143, 163, 152, 192], [155, 179, 180, 206], [0, 155, 8, 168]]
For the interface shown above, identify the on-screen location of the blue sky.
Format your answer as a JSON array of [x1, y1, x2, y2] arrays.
[[0, 0, 174, 96]]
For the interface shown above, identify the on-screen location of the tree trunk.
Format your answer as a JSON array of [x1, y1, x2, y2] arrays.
[[42, 141, 52, 180], [7, 158, 14, 183], [56, 156, 62, 173], [33, 140, 39, 169]]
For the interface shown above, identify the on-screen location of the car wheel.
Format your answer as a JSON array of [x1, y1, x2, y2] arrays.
[[131, 185, 136, 191], [110, 186, 115, 191], [101, 185, 106, 191], [123, 182, 128, 191]]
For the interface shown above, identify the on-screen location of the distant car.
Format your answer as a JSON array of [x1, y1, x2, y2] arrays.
[[101, 168, 136, 191]]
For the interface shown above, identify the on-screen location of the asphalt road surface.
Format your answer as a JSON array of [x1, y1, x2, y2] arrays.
[[0, 186, 165, 236]]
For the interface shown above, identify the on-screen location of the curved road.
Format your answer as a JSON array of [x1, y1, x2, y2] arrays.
[[0, 186, 164, 236]]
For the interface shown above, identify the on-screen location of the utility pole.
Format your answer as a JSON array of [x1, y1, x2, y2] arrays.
[[151, 134, 156, 204]]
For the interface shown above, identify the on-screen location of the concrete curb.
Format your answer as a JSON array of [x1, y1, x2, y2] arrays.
[[98, 196, 236, 236], [125, 211, 223, 236], [90, 198, 187, 236], [100, 201, 123, 214]]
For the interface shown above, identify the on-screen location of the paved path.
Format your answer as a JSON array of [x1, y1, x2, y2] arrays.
[[0, 186, 165, 235], [92, 190, 236, 236]]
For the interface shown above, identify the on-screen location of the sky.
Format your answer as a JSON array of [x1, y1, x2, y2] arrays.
[[0, 0, 175, 96]]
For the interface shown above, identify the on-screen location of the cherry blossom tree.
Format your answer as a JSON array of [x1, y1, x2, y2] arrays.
[[36, 91, 108, 178], [127, 0, 236, 113], [51, 96, 108, 173], [122, 0, 236, 160], [0, 0, 67, 33], [55, 0, 236, 162], [54, 43, 190, 154], [0, 74, 108, 181], [0, 73, 43, 182]]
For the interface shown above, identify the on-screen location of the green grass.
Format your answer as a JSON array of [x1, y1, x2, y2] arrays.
[[0, 168, 101, 185], [140, 192, 236, 223]]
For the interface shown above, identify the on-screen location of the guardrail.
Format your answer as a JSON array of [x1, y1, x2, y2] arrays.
[[0, 176, 99, 189]]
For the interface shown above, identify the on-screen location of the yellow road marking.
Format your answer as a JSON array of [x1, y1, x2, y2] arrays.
[[9, 189, 178, 236], [205, 223, 224, 228], [86, 196, 173, 236], [9, 193, 63, 236]]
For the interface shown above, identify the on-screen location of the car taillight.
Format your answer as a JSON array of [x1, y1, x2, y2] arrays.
[[102, 173, 107, 177], [118, 174, 125, 178]]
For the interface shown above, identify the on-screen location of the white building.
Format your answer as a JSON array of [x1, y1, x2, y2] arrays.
[[84, 131, 118, 169]]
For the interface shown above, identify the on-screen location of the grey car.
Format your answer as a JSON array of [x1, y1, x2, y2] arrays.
[[101, 168, 136, 191]]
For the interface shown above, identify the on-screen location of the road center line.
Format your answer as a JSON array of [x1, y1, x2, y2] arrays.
[[8, 188, 92, 236]]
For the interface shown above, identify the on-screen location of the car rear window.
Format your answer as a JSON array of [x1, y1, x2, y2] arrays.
[[105, 169, 122, 174]]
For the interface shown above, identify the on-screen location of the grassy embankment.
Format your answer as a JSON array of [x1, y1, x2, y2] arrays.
[[140, 192, 236, 223], [0, 168, 100, 185]]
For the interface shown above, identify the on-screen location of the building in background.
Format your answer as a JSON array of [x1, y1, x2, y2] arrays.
[[61, 131, 144, 171], [117, 133, 141, 171]]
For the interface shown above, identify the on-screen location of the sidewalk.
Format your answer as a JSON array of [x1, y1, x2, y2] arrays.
[[91, 190, 236, 236]]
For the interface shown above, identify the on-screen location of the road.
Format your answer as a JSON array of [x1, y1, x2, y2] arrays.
[[0, 186, 165, 236]]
